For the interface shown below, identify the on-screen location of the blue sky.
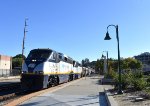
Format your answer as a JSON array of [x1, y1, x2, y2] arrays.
[[0, 0, 150, 62]]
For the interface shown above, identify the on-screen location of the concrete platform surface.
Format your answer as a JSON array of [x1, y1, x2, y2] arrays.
[[19, 75, 112, 106], [0, 76, 20, 81], [0, 76, 20, 85]]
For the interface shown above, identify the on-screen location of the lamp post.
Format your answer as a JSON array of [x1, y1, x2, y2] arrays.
[[101, 54, 107, 74], [104, 25, 123, 94], [101, 51, 109, 74]]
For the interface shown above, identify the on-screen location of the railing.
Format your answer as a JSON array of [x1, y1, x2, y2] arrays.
[[0, 69, 21, 77]]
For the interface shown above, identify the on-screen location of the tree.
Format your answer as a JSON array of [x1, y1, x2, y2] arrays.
[[81, 58, 90, 67], [125, 58, 142, 70], [95, 59, 103, 74], [81, 60, 85, 67], [109, 59, 118, 72], [108, 58, 142, 72], [13, 54, 25, 59], [12, 54, 26, 69], [89, 61, 96, 68]]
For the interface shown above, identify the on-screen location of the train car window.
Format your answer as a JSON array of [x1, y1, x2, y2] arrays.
[[70, 59, 73, 64], [58, 53, 64, 61], [59, 55, 62, 60], [78, 63, 81, 67], [67, 58, 70, 63], [53, 53, 56, 60], [73, 61, 75, 66], [55, 53, 60, 62], [64, 57, 67, 62], [68, 58, 73, 64]]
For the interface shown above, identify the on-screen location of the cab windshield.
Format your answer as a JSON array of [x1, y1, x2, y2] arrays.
[[26, 49, 52, 60]]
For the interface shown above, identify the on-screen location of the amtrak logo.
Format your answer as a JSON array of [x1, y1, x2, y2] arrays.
[[28, 63, 35, 68]]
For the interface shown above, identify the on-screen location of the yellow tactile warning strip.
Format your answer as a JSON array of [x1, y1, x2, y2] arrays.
[[0, 76, 20, 81], [5, 78, 84, 106]]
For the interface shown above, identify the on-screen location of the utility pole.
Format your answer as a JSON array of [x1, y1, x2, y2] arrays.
[[22, 19, 28, 68]]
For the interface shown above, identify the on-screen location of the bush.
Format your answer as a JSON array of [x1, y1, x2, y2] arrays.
[[114, 72, 132, 90], [147, 76, 150, 82], [131, 78, 147, 90], [129, 70, 146, 90], [132, 70, 143, 78], [146, 76, 150, 86], [104, 70, 117, 79], [114, 70, 147, 90], [121, 72, 132, 89]]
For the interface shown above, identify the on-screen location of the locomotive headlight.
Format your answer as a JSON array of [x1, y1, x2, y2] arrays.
[[35, 71, 43, 74], [22, 71, 27, 74], [32, 59, 37, 62], [39, 71, 43, 74]]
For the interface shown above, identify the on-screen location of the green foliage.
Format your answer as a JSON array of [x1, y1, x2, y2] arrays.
[[109, 60, 118, 72], [13, 54, 26, 59], [86, 57, 142, 75], [131, 78, 147, 90], [114, 72, 132, 90], [95, 57, 143, 91], [12, 54, 26, 69], [124, 58, 142, 70], [104, 69, 117, 79], [147, 76, 150, 83], [114, 70, 147, 90], [121, 72, 133, 89], [132, 70, 143, 78], [145, 76, 150, 87], [131, 71, 147, 90], [95, 59, 103, 74], [82, 58, 90, 67], [108, 58, 142, 72], [104, 66, 117, 79], [12, 58, 22, 68]]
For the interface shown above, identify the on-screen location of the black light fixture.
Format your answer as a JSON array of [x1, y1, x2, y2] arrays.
[[104, 31, 111, 40], [101, 54, 105, 58]]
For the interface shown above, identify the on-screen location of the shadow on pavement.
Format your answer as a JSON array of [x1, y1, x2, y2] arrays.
[[99, 92, 108, 106], [20, 94, 101, 106]]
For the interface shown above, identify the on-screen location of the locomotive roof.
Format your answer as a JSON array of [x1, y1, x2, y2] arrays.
[[30, 48, 75, 61], [31, 48, 54, 52]]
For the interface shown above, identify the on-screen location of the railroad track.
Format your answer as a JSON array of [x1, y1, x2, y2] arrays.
[[0, 83, 21, 91], [0, 83, 21, 102]]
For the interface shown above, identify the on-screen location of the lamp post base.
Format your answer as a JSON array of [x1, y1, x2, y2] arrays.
[[117, 90, 123, 94]]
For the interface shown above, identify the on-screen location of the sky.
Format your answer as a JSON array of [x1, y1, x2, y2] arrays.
[[0, 0, 150, 62]]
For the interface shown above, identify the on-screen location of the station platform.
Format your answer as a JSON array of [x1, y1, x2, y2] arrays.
[[0, 76, 20, 85], [0, 76, 20, 81], [19, 75, 113, 106]]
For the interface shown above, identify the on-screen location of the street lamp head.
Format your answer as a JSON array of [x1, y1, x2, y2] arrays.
[[104, 31, 111, 40], [101, 54, 105, 58]]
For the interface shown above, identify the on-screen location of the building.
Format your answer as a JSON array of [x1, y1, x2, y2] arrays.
[[134, 52, 150, 73], [134, 52, 150, 64], [0, 55, 12, 70]]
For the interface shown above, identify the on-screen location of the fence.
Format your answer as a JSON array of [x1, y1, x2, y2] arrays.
[[0, 69, 21, 77]]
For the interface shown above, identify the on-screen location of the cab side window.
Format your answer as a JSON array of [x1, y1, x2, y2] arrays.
[[59, 55, 62, 60], [49, 52, 56, 62], [64, 57, 67, 62], [53, 53, 56, 60], [55, 53, 60, 63]]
